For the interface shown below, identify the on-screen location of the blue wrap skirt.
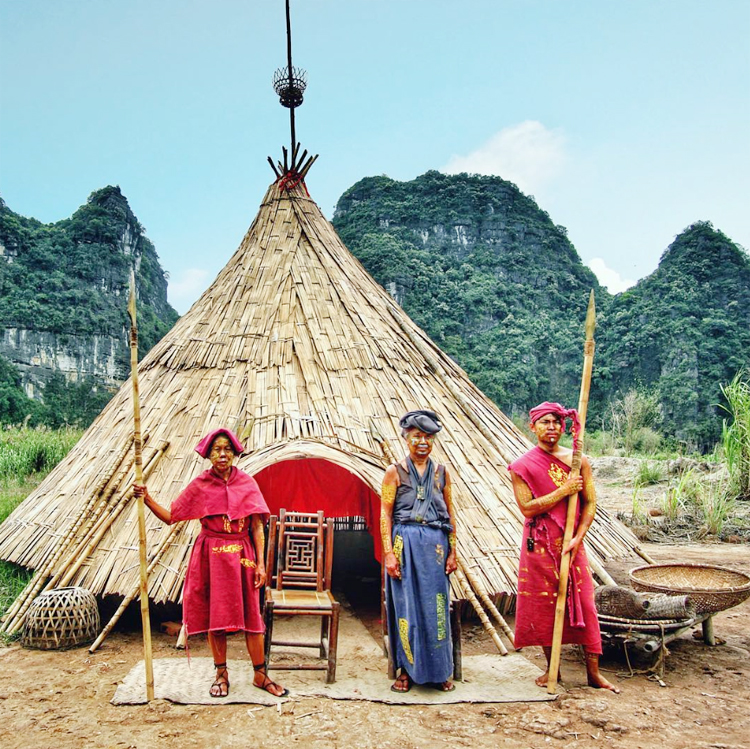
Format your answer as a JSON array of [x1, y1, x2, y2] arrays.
[[386, 523, 453, 684]]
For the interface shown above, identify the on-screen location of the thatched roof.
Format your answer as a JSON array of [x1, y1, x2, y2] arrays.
[[0, 182, 640, 618]]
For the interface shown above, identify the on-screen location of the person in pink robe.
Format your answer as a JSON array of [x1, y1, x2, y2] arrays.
[[508, 402, 620, 693], [134, 428, 287, 698]]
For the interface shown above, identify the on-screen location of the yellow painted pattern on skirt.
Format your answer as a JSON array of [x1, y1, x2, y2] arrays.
[[212, 544, 243, 554], [393, 534, 404, 565], [399, 617, 414, 664], [436, 593, 447, 640]]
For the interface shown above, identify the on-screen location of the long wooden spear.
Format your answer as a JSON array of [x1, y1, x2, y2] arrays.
[[128, 269, 155, 701], [547, 290, 596, 694]]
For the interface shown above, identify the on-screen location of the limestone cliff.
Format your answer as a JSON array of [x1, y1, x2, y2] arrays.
[[0, 187, 178, 401]]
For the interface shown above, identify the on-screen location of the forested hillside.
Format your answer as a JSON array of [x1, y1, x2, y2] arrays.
[[333, 172, 750, 449], [334, 171, 608, 413], [597, 222, 750, 448], [0, 187, 178, 426]]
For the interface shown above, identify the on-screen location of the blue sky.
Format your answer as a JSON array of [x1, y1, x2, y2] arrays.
[[1, 0, 748, 313]]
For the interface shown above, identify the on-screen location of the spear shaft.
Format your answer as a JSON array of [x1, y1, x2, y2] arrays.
[[128, 270, 155, 701], [547, 290, 596, 694]]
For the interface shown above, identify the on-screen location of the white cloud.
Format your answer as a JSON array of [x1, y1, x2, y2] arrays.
[[168, 267, 210, 314], [586, 258, 636, 294], [441, 121, 567, 195]]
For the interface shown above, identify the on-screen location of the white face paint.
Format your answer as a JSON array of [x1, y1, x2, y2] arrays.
[[406, 430, 435, 457]]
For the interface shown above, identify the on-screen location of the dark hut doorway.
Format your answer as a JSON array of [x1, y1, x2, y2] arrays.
[[254, 458, 384, 634]]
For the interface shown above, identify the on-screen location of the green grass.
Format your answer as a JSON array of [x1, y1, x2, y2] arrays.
[[630, 487, 649, 525], [701, 489, 734, 536], [0, 475, 45, 526], [0, 561, 32, 626], [721, 372, 750, 499], [0, 427, 81, 624], [0, 426, 81, 483], [634, 460, 664, 487], [660, 468, 702, 522]]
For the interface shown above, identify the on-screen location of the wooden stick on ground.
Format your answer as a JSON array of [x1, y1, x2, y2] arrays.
[[89, 523, 181, 653], [454, 568, 508, 656], [128, 270, 155, 702], [547, 291, 596, 694], [588, 554, 617, 587], [633, 545, 657, 565], [459, 561, 515, 645]]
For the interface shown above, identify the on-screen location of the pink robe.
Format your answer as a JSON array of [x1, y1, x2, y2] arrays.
[[508, 447, 602, 653], [170, 467, 270, 637]]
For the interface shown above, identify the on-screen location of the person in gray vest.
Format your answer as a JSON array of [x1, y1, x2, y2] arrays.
[[380, 410, 458, 692]]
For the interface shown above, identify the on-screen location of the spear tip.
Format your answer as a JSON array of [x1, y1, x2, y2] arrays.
[[128, 269, 137, 324], [584, 289, 596, 338]]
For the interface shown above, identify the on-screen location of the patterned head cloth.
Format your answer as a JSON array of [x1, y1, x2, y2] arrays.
[[528, 402, 581, 453], [398, 409, 443, 435], [194, 428, 245, 459]]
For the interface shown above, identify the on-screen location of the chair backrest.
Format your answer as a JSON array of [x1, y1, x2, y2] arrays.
[[266, 509, 334, 592]]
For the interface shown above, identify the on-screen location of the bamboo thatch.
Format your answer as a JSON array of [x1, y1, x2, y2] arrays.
[[0, 181, 642, 625]]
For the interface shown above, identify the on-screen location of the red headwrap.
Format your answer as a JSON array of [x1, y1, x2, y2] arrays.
[[528, 402, 582, 453], [194, 428, 245, 459]]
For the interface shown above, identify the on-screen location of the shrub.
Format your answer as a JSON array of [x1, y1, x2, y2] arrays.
[[631, 426, 662, 454], [634, 460, 664, 487], [585, 430, 617, 456], [700, 480, 735, 536], [609, 389, 662, 454]]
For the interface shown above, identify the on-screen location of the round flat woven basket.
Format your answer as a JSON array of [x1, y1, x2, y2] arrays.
[[629, 563, 750, 615], [21, 586, 100, 650]]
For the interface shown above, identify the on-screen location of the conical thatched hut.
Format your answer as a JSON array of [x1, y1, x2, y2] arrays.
[[0, 181, 641, 631]]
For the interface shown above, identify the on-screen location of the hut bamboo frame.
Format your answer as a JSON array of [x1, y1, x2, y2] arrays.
[[0, 182, 643, 636]]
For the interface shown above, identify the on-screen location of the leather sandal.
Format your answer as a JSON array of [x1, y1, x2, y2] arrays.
[[436, 680, 455, 692], [253, 663, 289, 698], [390, 671, 412, 693], [210, 663, 230, 698]]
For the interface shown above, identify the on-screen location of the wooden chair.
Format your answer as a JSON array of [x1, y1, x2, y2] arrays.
[[263, 509, 340, 683]]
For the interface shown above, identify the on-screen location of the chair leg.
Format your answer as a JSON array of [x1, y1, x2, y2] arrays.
[[319, 613, 328, 658], [450, 600, 463, 682], [326, 602, 341, 684], [264, 601, 275, 669]]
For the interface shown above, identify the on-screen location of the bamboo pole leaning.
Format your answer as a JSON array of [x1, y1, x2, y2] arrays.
[[89, 523, 182, 653], [41, 453, 138, 593], [588, 554, 618, 587], [1, 438, 135, 633], [633, 545, 657, 565], [50, 446, 166, 593], [458, 561, 515, 645], [454, 568, 508, 656], [547, 291, 596, 695]]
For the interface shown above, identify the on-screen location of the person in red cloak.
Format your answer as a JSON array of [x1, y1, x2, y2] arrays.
[[134, 428, 287, 698], [508, 402, 620, 693]]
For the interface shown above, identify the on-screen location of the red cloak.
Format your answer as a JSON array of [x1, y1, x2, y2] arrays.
[[508, 447, 602, 652], [170, 467, 270, 637]]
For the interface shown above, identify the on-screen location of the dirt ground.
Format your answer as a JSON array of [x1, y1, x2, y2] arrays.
[[1, 462, 748, 749]]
